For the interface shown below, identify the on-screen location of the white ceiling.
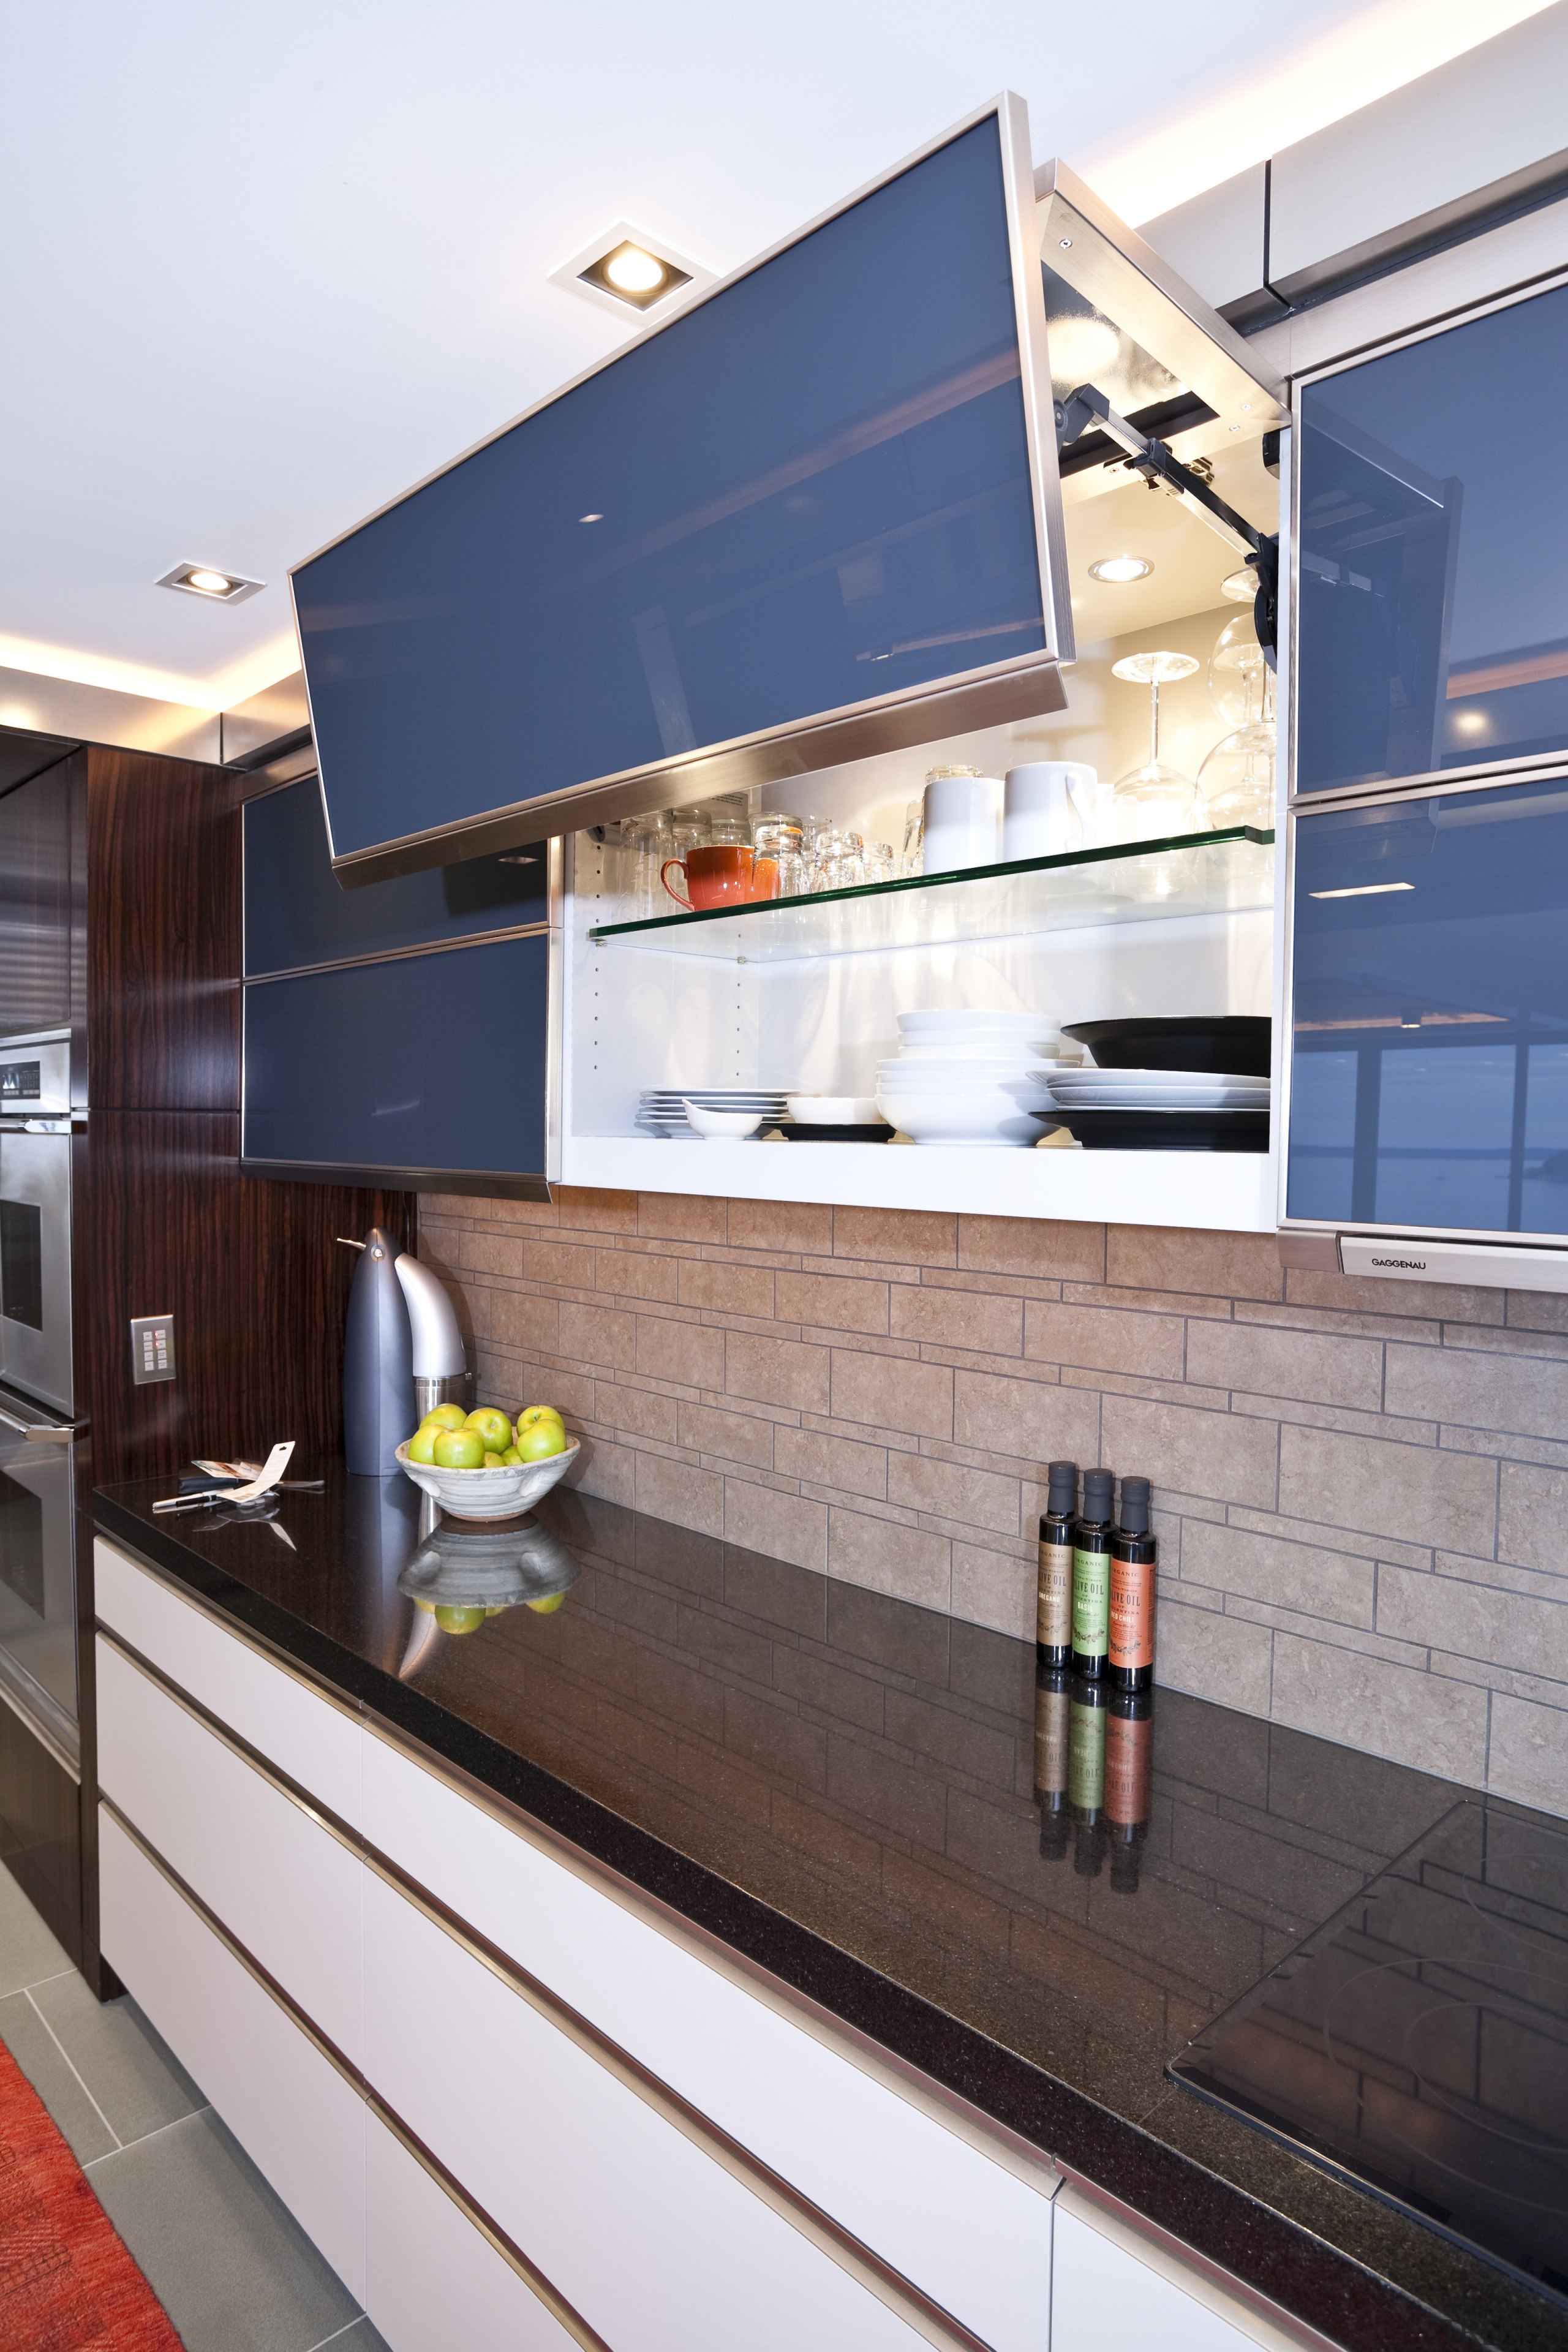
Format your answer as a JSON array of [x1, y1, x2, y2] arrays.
[[1, 0, 1547, 710]]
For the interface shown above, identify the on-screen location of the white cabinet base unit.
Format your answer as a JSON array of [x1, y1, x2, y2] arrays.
[[90, 1529, 1357, 2352]]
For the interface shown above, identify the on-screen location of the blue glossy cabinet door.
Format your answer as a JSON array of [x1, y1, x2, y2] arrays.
[[244, 935, 548, 1183], [1296, 281, 1568, 794], [241, 782, 551, 1188], [1287, 778, 1568, 1237]]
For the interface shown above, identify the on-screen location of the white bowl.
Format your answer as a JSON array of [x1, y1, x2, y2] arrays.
[[875, 1088, 1048, 1146], [785, 1096, 883, 1124], [682, 1100, 766, 1140], [892, 1036, 1060, 1058], [395, 1438, 581, 1521], [875, 1068, 1058, 1095]]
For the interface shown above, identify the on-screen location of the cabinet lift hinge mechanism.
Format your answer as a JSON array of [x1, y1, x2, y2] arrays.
[[1055, 382, 1280, 669]]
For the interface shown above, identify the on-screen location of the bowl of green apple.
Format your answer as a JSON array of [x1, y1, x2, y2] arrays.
[[395, 1402, 579, 1521]]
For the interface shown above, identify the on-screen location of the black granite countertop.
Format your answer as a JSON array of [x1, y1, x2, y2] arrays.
[[92, 1470, 1567, 2352]]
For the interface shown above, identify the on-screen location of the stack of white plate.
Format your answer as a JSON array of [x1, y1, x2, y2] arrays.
[[1044, 1068, 1269, 1110], [876, 1010, 1076, 1147], [638, 1087, 790, 1138]]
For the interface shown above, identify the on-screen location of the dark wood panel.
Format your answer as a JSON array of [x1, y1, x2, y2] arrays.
[[82, 1109, 413, 1483], [0, 1697, 81, 1969], [86, 747, 241, 1110]]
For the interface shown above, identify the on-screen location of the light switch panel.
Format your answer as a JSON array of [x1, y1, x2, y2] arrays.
[[130, 1314, 177, 1385]]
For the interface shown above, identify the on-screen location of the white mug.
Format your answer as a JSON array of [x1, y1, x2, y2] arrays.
[[922, 769, 1003, 872], [1003, 763, 1096, 860]]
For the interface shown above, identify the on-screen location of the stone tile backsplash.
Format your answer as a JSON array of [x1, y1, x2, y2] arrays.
[[420, 1187, 1568, 1820]]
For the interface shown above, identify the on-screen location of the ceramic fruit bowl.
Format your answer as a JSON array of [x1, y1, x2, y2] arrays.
[[394, 1439, 579, 1521]]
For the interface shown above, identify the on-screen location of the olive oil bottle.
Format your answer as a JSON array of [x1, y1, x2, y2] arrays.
[[1036, 1460, 1077, 1670], [1071, 1467, 1115, 1679]]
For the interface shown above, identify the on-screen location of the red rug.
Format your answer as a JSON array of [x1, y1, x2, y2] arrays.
[[0, 2030, 181, 2349]]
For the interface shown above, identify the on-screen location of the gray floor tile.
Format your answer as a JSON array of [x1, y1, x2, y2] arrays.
[[31, 1973, 203, 2146], [0, 1986, 118, 2164], [88, 2106, 362, 2352], [0, 1855, 73, 1995]]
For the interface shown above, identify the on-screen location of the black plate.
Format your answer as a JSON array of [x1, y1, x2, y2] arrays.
[[776, 1121, 893, 1144], [1041, 1107, 1269, 1152], [1062, 1017, 1270, 1076]]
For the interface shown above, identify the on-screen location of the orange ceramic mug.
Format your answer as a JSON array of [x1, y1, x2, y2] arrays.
[[661, 846, 780, 910]]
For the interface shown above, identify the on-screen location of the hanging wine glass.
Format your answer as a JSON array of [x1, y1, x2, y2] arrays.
[[1110, 651, 1201, 842], [1208, 612, 1275, 731]]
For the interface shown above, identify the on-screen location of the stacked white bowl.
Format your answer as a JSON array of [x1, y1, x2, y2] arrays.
[[875, 1011, 1078, 1146]]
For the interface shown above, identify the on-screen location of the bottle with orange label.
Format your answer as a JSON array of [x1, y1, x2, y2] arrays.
[[1107, 1475, 1156, 1691]]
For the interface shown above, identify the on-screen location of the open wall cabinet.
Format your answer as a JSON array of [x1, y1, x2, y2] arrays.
[[552, 168, 1289, 1232]]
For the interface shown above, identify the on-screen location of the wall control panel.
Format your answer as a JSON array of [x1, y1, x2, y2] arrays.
[[130, 1314, 177, 1385]]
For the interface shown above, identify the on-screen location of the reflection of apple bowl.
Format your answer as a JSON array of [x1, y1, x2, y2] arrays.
[[397, 1521, 581, 1615], [394, 1440, 579, 1521]]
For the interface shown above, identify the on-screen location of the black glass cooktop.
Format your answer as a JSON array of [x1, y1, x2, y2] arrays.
[[1171, 1800, 1568, 2305]]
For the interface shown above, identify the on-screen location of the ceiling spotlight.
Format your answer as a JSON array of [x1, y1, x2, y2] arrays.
[[576, 238, 692, 312], [156, 562, 265, 605], [605, 246, 665, 295], [549, 220, 711, 319], [1088, 555, 1153, 584]]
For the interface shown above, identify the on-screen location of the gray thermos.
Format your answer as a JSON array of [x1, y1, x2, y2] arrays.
[[341, 1229, 466, 1476]]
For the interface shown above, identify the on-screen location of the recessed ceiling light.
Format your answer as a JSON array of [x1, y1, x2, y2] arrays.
[[156, 561, 265, 606], [1088, 556, 1153, 584], [1453, 708, 1490, 733], [547, 221, 713, 321], [1308, 882, 1415, 899]]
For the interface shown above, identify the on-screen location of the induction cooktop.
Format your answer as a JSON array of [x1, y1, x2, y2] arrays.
[[1169, 1799, 1568, 2305]]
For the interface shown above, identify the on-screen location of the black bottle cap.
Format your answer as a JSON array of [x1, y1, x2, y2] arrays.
[[1119, 1476, 1152, 1535], [1081, 1467, 1114, 1518], [1046, 1460, 1078, 1514]]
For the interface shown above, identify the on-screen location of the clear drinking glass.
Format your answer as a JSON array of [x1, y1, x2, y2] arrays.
[[900, 799, 924, 876], [624, 810, 675, 916], [752, 816, 807, 899], [864, 841, 896, 885], [809, 829, 865, 891]]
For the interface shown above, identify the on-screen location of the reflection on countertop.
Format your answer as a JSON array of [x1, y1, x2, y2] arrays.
[[92, 1468, 1568, 2352]]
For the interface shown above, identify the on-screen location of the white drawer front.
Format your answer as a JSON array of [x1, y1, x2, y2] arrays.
[[362, 1868, 937, 2352], [93, 1538, 361, 1826], [97, 1635, 363, 2067], [1050, 2194, 1311, 2352], [365, 2111, 581, 2352], [363, 1730, 1052, 2352], [99, 1804, 366, 2305]]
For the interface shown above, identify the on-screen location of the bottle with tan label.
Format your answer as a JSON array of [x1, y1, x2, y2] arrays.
[[1071, 1466, 1114, 1679], [1108, 1475, 1156, 1691], [1036, 1460, 1077, 1669]]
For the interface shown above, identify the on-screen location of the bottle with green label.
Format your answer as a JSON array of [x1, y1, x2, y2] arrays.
[[1071, 1466, 1115, 1679]]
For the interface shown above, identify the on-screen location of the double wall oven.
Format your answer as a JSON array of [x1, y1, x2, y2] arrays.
[[0, 1031, 81, 1766]]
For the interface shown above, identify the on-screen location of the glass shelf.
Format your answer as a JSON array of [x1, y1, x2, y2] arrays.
[[589, 827, 1275, 963]]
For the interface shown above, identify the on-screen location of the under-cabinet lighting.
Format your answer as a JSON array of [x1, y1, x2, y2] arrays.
[[1308, 881, 1415, 899], [156, 561, 265, 605], [1088, 556, 1153, 584]]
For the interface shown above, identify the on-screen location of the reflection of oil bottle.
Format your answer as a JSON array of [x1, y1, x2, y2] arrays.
[[1068, 1674, 1108, 1879], [1037, 1461, 1077, 1670], [1106, 1688, 1153, 1894], [1033, 1665, 1071, 1860]]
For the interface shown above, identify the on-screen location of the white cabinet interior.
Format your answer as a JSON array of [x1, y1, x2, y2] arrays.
[[556, 421, 1284, 1231]]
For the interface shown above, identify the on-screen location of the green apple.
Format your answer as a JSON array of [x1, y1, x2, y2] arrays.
[[407, 1424, 439, 1464], [500, 1445, 522, 1466], [518, 1404, 564, 1431], [423, 1403, 467, 1432], [434, 1427, 486, 1469], [483, 1450, 507, 1469], [433, 1604, 486, 1634], [526, 1592, 567, 1614], [514, 1420, 565, 1463], [466, 1406, 513, 1453]]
